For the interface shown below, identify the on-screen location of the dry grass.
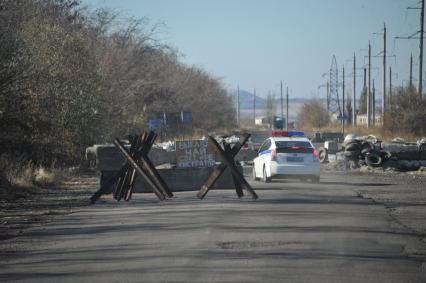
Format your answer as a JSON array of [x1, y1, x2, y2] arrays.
[[0, 154, 68, 191], [34, 167, 67, 187], [0, 156, 34, 188]]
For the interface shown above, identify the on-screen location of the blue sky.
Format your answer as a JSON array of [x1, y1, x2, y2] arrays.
[[85, 0, 420, 100]]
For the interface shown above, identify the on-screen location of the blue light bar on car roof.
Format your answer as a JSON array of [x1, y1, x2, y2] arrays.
[[272, 131, 305, 137]]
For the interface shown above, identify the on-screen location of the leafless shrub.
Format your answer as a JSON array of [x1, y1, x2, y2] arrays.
[[385, 86, 426, 136], [297, 98, 330, 130]]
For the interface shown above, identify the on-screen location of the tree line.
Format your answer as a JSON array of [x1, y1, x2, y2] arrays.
[[298, 85, 425, 135], [0, 0, 235, 165]]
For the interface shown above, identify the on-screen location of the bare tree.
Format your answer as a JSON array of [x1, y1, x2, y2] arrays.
[[297, 98, 330, 130]]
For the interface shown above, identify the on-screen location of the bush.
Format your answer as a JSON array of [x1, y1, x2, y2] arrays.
[[385, 86, 426, 136], [0, 0, 235, 167], [0, 154, 67, 189], [0, 154, 35, 188], [297, 98, 330, 130]]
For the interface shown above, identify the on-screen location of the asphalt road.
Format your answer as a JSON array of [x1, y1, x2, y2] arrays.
[[1, 173, 426, 282]]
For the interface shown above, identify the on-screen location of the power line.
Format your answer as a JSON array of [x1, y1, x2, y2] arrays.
[[419, 0, 424, 98]]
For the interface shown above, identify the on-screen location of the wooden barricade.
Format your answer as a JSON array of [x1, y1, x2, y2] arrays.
[[197, 134, 258, 200], [90, 131, 173, 204]]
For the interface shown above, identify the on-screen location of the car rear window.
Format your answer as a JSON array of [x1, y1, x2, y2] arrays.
[[275, 141, 313, 153]]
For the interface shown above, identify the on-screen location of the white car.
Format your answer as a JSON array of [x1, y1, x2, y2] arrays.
[[252, 131, 320, 183]]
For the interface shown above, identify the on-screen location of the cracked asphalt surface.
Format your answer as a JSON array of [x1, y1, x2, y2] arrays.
[[0, 172, 425, 282]]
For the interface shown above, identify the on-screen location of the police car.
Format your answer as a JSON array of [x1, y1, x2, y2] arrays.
[[252, 131, 320, 183]]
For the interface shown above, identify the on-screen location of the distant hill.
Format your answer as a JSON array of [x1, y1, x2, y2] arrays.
[[236, 90, 266, 110], [236, 90, 327, 121], [235, 89, 314, 110]]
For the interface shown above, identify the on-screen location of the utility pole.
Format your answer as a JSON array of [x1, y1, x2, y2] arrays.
[[237, 86, 240, 127], [410, 53, 413, 87], [326, 80, 330, 113], [280, 81, 283, 127], [389, 66, 392, 110], [253, 88, 256, 124], [420, 0, 424, 98], [397, 0, 424, 97], [286, 86, 289, 130], [353, 53, 356, 126], [382, 23, 387, 123], [363, 67, 367, 119], [367, 41, 371, 128], [342, 66, 345, 135], [363, 68, 367, 89], [372, 79, 376, 126]]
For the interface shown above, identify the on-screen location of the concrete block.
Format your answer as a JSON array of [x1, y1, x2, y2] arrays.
[[132, 166, 240, 193]]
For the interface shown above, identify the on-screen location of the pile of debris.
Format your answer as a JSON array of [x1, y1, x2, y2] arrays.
[[319, 134, 426, 172]]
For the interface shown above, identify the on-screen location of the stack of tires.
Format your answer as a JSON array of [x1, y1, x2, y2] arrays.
[[343, 139, 361, 161], [360, 141, 382, 167], [343, 136, 388, 167]]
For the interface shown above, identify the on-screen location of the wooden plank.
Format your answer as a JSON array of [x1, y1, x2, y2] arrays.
[[124, 169, 137, 201], [224, 143, 244, 198], [139, 154, 173, 198], [128, 132, 173, 198], [197, 134, 250, 199], [197, 163, 227, 199], [137, 132, 173, 198], [114, 135, 141, 201], [114, 139, 166, 200], [120, 134, 143, 201], [114, 169, 128, 201], [90, 166, 126, 204], [208, 136, 258, 199]]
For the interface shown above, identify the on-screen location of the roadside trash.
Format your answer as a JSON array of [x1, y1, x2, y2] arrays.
[[320, 134, 426, 172]]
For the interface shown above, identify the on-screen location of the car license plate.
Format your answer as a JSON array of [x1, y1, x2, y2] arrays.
[[286, 157, 304, 162]]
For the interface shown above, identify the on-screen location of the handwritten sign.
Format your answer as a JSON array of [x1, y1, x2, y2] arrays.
[[176, 140, 216, 168]]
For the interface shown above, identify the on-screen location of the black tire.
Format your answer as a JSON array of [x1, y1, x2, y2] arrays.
[[252, 166, 259, 181], [380, 150, 392, 162], [361, 147, 372, 156], [318, 147, 328, 163], [360, 142, 373, 155], [262, 166, 271, 183], [345, 143, 360, 152], [344, 150, 359, 158], [365, 153, 382, 167], [419, 144, 426, 160]]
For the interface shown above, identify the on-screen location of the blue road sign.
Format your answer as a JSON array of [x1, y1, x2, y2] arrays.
[[336, 115, 349, 121], [148, 119, 164, 130], [181, 111, 193, 124]]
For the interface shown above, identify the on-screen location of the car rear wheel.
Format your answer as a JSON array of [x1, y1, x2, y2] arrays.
[[262, 166, 271, 183]]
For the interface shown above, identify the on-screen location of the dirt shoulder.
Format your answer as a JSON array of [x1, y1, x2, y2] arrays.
[[0, 171, 99, 241]]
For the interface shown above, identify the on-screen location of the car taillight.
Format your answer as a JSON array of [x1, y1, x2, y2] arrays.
[[313, 148, 319, 162], [271, 148, 277, 161]]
